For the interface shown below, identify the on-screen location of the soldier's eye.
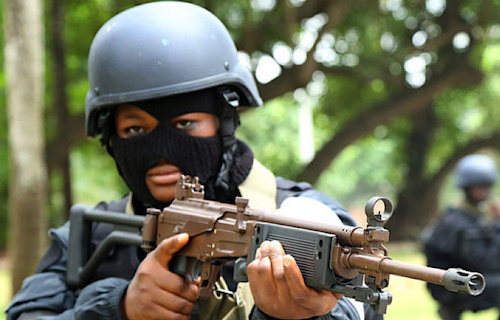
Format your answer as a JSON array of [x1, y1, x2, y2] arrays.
[[125, 126, 147, 137], [174, 120, 196, 131]]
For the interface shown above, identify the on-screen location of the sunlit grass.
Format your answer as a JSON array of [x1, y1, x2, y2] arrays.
[[0, 268, 10, 320]]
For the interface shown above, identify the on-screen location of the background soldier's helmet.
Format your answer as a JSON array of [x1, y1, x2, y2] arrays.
[[84, 1, 262, 137], [455, 154, 498, 188]]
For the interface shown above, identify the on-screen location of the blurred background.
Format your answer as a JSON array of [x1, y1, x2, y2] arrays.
[[1, 0, 500, 319]]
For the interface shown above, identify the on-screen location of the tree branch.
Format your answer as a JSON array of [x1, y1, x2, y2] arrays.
[[296, 62, 483, 184]]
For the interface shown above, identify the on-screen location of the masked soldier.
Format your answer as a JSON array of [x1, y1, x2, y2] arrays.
[[6, 2, 381, 320], [423, 154, 500, 320]]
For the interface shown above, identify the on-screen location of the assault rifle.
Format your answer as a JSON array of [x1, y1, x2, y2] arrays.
[[67, 175, 485, 314]]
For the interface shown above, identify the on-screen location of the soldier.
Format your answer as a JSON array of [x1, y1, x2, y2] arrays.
[[423, 154, 500, 320], [6, 2, 380, 320]]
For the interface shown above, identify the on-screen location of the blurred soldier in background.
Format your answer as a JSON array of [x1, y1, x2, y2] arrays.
[[423, 154, 500, 320]]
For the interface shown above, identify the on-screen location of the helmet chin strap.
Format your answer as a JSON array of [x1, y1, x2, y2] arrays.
[[216, 88, 240, 190], [97, 109, 115, 155]]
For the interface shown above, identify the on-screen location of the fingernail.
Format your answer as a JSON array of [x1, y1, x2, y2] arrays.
[[271, 240, 281, 249], [261, 241, 270, 250], [283, 257, 291, 267], [283, 255, 294, 268]]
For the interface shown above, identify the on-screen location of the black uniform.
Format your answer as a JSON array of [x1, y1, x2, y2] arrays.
[[423, 202, 500, 319]]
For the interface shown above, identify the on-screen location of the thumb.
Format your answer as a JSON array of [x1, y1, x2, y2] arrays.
[[151, 233, 190, 267]]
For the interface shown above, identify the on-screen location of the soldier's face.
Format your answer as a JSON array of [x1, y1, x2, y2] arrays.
[[114, 104, 219, 203], [467, 185, 491, 203]]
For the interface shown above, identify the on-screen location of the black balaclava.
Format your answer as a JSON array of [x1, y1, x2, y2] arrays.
[[106, 89, 253, 209]]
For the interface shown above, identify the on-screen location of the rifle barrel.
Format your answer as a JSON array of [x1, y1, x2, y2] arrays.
[[348, 254, 485, 296]]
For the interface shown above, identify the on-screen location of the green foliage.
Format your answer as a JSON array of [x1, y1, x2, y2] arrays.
[[316, 136, 401, 207], [428, 69, 500, 176], [237, 95, 303, 178], [319, 75, 389, 125], [71, 140, 128, 206], [482, 44, 500, 71]]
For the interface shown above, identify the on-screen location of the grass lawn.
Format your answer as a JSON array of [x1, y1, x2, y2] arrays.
[[0, 242, 498, 320]]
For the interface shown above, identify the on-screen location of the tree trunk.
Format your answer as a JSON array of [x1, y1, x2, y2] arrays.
[[385, 108, 441, 240], [49, 0, 73, 218], [4, 0, 47, 293]]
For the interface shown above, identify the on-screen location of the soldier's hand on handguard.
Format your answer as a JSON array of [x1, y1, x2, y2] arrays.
[[247, 240, 342, 319], [122, 233, 199, 320], [246, 197, 344, 319]]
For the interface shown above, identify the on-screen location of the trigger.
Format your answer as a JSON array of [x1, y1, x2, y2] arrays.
[[185, 258, 203, 283], [169, 256, 202, 282]]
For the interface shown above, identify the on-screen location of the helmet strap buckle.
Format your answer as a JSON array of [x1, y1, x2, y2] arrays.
[[216, 88, 241, 190], [221, 90, 240, 108]]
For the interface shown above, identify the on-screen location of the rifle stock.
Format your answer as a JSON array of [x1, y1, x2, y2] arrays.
[[67, 175, 486, 315]]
